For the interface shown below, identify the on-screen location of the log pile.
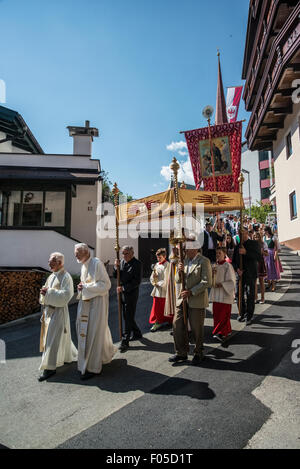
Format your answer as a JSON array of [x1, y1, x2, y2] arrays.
[[0, 270, 46, 324]]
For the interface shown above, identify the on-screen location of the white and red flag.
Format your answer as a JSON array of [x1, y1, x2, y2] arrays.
[[226, 86, 243, 123]]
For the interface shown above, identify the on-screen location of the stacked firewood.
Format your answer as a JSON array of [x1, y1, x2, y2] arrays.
[[0, 270, 46, 324]]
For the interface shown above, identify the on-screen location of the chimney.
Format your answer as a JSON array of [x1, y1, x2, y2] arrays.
[[215, 52, 228, 125], [67, 120, 99, 156]]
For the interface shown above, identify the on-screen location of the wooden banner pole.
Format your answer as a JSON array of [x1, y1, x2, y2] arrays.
[[170, 157, 188, 329], [238, 172, 245, 318], [112, 183, 123, 340]]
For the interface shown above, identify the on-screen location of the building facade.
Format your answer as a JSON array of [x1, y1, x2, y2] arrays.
[[0, 106, 101, 273], [242, 0, 300, 250], [241, 142, 275, 209]]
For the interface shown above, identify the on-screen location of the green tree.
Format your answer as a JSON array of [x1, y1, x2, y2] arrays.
[[100, 170, 133, 203], [244, 201, 272, 223]]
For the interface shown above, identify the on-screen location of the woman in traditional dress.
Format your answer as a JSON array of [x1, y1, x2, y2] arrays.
[[209, 247, 236, 342], [253, 231, 268, 304], [214, 217, 227, 246], [264, 226, 281, 291], [149, 248, 173, 331], [225, 233, 236, 262]]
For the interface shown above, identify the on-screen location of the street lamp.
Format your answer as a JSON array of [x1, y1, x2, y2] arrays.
[[241, 168, 251, 217]]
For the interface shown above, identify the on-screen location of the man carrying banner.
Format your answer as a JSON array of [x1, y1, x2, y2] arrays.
[[169, 235, 212, 365], [232, 229, 261, 325], [75, 243, 117, 380]]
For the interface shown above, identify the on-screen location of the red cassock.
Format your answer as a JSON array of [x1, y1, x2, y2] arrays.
[[149, 297, 173, 325], [212, 302, 232, 337]]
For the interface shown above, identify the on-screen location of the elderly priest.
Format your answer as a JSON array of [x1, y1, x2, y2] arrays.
[[75, 243, 117, 380], [38, 252, 78, 382]]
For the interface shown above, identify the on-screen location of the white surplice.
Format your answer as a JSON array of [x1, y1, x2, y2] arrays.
[[76, 257, 117, 375], [39, 268, 78, 371]]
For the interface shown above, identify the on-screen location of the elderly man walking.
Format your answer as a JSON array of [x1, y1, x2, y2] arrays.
[[169, 236, 212, 366], [114, 245, 142, 353], [75, 243, 117, 380], [38, 252, 77, 382]]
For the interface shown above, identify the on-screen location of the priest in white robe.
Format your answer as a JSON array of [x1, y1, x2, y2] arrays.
[[38, 252, 78, 382], [75, 243, 117, 380]]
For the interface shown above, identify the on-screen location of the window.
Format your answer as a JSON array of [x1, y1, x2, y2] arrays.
[[0, 189, 66, 228], [289, 191, 297, 220], [259, 150, 269, 162], [44, 192, 65, 227], [286, 132, 293, 159], [261, 187, 270, 199], [260, 168, 270, 180]]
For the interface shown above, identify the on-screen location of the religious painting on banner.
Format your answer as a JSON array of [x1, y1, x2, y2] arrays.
[[184, 121, 242, 192], [199, 135, 232, 178]]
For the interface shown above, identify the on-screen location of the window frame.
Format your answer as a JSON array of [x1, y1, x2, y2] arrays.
[[286, 131, 293, 159], [289, 190, 297, 221]]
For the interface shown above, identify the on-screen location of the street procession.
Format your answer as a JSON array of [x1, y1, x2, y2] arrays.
[[0, 0, 299, 452]]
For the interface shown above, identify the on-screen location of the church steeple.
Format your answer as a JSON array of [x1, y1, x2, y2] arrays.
[[215, 51, 228, 125]]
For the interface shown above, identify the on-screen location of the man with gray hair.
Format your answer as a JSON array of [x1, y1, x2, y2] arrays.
[[38, 252, 77, 381], [169, 234, 212, 366], [114, 245, 142, 352], [75, 243, 117, 380]]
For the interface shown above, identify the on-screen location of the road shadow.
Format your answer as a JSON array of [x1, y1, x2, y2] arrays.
[[197, 315, 300, 382], [48, 359, 216, 401]]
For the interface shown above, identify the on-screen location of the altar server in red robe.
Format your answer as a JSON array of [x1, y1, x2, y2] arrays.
[[210, 247, 236, 342], [149, 248, 173, 331]]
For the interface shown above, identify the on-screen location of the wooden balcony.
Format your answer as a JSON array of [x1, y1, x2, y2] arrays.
[[244, 3, 300, 151], [243, 0, 298, 111]]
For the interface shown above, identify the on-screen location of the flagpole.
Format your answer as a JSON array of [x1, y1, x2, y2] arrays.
[[112, 182, 123, 340], [170, 157, 188, 329], [238, 172, 245, 318]]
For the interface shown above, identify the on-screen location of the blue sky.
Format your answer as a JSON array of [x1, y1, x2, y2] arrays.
[[0, 0, 250, 199]]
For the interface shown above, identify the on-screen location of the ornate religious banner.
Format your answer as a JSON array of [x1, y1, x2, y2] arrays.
[[116, 187, 244, 224], [184, 121, 242, 192], [178, 188, 244, 212], [116, 189, 174, 224]]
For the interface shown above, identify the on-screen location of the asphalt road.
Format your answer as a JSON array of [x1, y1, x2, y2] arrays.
[[0, 247, 299, 450]]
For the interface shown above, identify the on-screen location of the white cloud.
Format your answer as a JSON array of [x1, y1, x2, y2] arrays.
[[161, 139, 194, 185], [160, 158, 194, 185], [166, 141, 187, 152], [160, 140, 195, 184]]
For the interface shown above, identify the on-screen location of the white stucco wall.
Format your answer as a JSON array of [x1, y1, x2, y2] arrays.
[[273, 102, 300, 244], [0, 230, 94, 275], [71, 183, 99, 248]]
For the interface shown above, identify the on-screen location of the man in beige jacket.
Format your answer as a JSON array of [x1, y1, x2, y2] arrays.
[[169, 235, 212, 365]]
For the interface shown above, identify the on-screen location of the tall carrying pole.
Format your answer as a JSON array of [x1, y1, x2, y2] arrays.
[[238, 172, 245, 318], [170, 157, 188, 328], [207, 117, 217, 192], [112, 183, 123, 340]]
